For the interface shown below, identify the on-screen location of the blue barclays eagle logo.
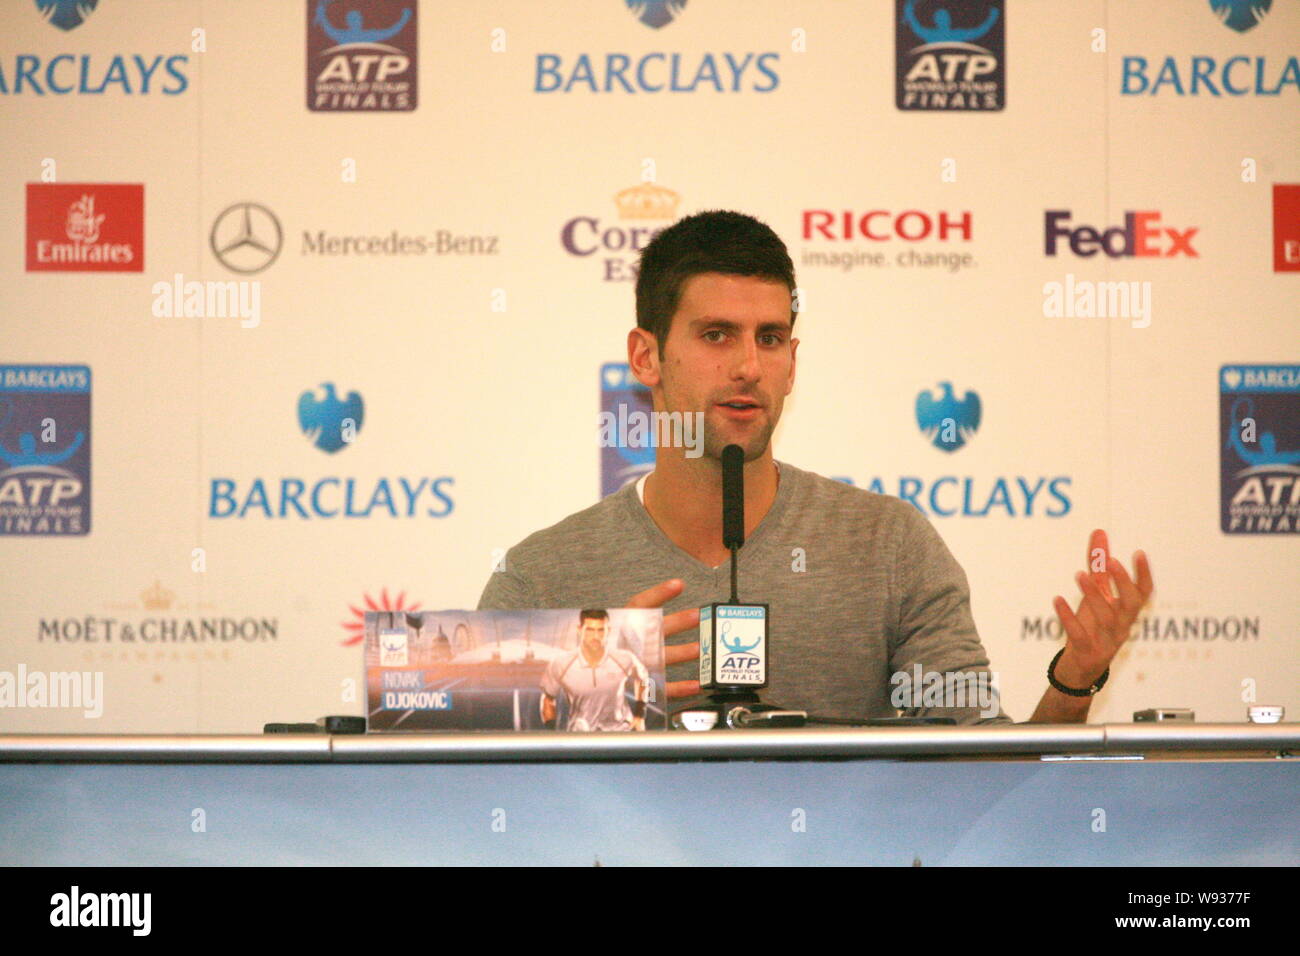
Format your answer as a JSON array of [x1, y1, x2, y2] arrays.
[[916, 381, 981, 453], [1210, 0, 1271, 33], [35, 0, 99, 31], [298, 383, 365, 454], [625, 0, 687, 30]]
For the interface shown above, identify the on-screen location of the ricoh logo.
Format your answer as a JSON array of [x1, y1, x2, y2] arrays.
[[803, 209, 973, 243], [800, 208, 976, 273], [1044, 211, 1198, 258]]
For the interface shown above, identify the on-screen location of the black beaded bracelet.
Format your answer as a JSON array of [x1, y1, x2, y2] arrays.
[[1048, 648, 1109, 697]]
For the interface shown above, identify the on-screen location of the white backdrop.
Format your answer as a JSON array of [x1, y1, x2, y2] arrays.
[[1, 0, 1296, 731]]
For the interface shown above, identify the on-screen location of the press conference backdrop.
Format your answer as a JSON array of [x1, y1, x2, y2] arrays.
[[1, 1, 1296, 733]]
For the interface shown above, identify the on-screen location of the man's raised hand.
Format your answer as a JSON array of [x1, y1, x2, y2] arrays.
[[1051, 529, 1154, 688], [626, 578, 700, 699]]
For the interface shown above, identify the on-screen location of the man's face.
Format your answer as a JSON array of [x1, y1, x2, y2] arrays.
[[642, 272, 798, 463], [580, 618, 608, 655]]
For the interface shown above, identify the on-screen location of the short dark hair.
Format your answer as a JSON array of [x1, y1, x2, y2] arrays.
[[635, 210, 796, 356], [579, 609, 609, 624]]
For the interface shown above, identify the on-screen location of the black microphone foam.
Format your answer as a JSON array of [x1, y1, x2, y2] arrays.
[[722, 444, 744, 549]]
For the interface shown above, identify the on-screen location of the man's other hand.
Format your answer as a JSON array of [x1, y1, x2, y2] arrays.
[[1052, 529, 1155, 688]]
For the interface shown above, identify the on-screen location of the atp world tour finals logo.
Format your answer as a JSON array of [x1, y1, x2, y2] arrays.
[[307, 0, 417, 111], [896, 0, 1005, 111], [0, 365, 91, 536], [1221, 365, 1300, 534]]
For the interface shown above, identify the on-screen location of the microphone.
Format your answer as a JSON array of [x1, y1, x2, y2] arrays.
[[722, 443, 744, 552], [671, 445, 806, 731], [721, 443, 744, 603]]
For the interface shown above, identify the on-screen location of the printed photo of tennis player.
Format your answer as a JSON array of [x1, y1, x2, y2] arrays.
[[364, 608, 665, 732]]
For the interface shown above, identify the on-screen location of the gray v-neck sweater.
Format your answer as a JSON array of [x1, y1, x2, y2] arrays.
[[477, 460, 1011, 724]]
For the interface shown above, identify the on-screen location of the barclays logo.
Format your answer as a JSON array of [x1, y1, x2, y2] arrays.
[[535, 51, 779, 94], [7, 1, 191, 96], [299, 383, 364, 453], [537, 3, 777, 94], [1117, 2, 1296, 98], [1210, 0, 1270, 33], [35, 0, 98, 31], [916, 381, 980, 452], [207, 383, 454, 520], [625, 0, 687, 30], [1220, 364, 1300, 534], [836, 383, 1073, 517]]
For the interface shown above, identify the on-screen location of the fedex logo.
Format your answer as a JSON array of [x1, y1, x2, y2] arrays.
[[1044, 210, 1198, 258]]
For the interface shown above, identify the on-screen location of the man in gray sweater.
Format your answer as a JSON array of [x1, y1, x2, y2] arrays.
[[478, 210, 1153, 725]]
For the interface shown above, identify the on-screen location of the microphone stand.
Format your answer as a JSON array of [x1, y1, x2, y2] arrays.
[[704, 545, 804, 729], [672, 447, 806, 731]]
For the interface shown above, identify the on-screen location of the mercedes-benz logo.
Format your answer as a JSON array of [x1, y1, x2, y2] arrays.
[[210, 202, 283, 274]]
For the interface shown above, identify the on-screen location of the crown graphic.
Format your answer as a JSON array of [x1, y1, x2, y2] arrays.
[[141, 580, 174, 610], [615, 183, 680, 220]]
